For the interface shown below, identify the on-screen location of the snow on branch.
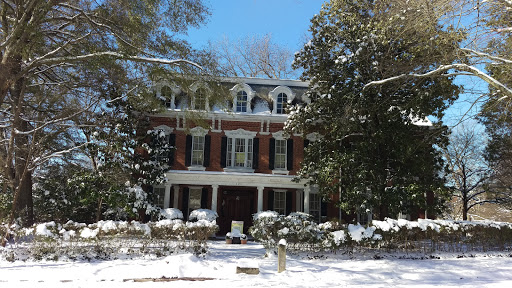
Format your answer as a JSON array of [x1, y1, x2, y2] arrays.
[[24, 52, 202, 75], [363, 63, 512, 98], [460, 48, 512, 65]]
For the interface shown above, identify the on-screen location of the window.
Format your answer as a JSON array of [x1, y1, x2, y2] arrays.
[[310, 193, 321, 223], [274, 191, 286, 215], [191, 135, 204, 166], [227, 138, 253, 168], [274, 139, 287, 169], [193, 88, 207, 110], [154, 187, 166, 208], [188, 188, 202, 216], [161, 86, 173, 109], [156, 134, 171, 163], [236, 90, 248, 112], [276, 92, 287, 114]]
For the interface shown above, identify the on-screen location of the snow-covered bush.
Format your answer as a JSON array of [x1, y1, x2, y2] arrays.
[[159, 208, 184, 220], [188, 209, 218, 222]]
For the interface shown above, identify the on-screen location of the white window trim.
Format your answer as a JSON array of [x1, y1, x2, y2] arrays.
[[230, 83, 255, 113], [190, 82, 210, 111], [309, 192, 321, 223], [269, 85, 294, 115], [188, 187, 202, 215], [272, 131, 289, 174], [156, 83, 180, 110], [224, 129, 257, 172], [153, 125, 174, 135], [188, 127, 208, 170]]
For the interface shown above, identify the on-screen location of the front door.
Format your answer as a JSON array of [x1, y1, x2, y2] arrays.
[[218, 190, 255, 235]]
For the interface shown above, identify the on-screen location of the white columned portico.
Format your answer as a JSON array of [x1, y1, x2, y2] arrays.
[[211, 184, 219, 212], [257, 186, 264, 212], [163, 184, 171, 209], [303, 186, 310, 214], [173, 186, 180, 209]]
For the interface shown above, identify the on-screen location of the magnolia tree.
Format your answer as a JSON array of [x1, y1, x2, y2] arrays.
[[287, 0, 463, 219], [0, 0, 211, 230]]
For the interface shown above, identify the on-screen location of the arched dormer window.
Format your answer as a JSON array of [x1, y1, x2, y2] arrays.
[[230, 83, 255, 113], [190, 82, 210, 111], [269, 86, 294, 115], [276, 93, 287, 114], [236, 90, 248, 112], [161, 86, 173, 109]]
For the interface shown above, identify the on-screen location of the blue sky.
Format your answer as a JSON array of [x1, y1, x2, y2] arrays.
[[187, 0, 324, 53]]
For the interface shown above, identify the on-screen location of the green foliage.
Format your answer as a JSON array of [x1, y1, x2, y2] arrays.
[[287, 0, 463, 219]]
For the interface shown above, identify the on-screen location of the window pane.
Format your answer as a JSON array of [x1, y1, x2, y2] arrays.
[[236, 91, 247, 112], [310, 193, 320, 222], [274, 191, 286, 215], [275, 139, 287, 169], [154, 187, 166, 208], [189, 188, 202, 215], [277, 93, 287, 114], [191, 136, 204, 166], [195, 88, 206, 110]]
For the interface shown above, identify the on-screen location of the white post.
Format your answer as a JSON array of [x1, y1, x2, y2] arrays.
[[278, 239, 286, 273], [303, 186, 310, 214], [173, 186, 180, 209], [163, 184, 171, 209], [257, 186, 264, 212], [212, 184, 219, 212]]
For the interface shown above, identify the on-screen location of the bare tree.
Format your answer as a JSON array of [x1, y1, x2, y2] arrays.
[[445, 124, 492, 220], [210, 34, 298, 79]]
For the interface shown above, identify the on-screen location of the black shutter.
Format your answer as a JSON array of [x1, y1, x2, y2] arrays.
[[304, 139, 310, 148], [286, 191, 293, 215], [268, 191, 274, 211], [182, 187, 189, 220], [168, 134, 176, 166], [321, 200, 328, 221], [221, 136, 227, 168], [185, 135, 192, 166], [287, 138, 294, 171], [252, 138, 259, 169], [201, 187, 208, 209], [204, 135, 211, 167], [269, 138, 275, 170]]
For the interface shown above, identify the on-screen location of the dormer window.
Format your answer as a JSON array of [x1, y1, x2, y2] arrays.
[[269, 86, 294, 115], [193, 88, 207, 110], [161, 86, 173, 109], [276, 93, 288, 114], [236, 90, 248, 112]]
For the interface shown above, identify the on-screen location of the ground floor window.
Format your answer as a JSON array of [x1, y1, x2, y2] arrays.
[[274, 190, 286, 215], [310, 193, 321, 222], [153, 187, 166, 208], [188, 188, 202, 215]]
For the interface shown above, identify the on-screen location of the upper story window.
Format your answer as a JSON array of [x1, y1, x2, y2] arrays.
[[186, 127, 210, 170], [276, 93, 287, 114], [191, 135, 205, 166], [223, 129, 258, 171], [236, 90, 248, 112], [269, 85, 294, 115], [161, 86, 173, 109], [274, 139, 287, 169], [227, 138, 253, 168], [193, 88, 207, 110]]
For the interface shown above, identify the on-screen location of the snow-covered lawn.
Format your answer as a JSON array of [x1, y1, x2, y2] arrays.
[[1, 241, 512, 287]]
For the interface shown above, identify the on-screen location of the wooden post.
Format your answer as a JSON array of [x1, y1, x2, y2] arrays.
[[278, 239, 286, 273]]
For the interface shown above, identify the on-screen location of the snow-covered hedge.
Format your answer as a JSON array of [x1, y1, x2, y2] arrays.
[[0, 209, 219, 261], [249, 212, 512, 253]]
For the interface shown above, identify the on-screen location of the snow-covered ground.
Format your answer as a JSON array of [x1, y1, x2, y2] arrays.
[[1, 241, 512, 287]]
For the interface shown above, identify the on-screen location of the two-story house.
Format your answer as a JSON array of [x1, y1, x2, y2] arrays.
[[149, 77, 341, 234]]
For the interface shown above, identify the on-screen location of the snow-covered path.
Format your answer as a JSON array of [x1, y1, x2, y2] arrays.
[[1, 241, 512, 287]]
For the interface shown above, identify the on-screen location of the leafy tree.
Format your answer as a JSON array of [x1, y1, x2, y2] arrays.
[[287, 0, 463, 220], [0, 0, 210, 227]]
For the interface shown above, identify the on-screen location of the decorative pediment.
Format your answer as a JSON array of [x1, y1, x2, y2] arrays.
[[153, 125, 174, 134], [225, 128, 257, 138], [190, 126, 209, 136]]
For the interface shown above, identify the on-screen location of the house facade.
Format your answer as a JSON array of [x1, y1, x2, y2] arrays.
[[149, 77, 344, 234]]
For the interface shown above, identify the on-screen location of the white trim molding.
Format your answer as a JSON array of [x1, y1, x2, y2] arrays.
[[269, 85, 295, 115], [230, 83, 256, 113]]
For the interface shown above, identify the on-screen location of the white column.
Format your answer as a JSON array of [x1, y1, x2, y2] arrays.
[[163, 184, 171, 209], [211, 185, 219, 212], [257, 186, 264, 212], [173, 186, 180, 209], [303, 186, 310, 214]]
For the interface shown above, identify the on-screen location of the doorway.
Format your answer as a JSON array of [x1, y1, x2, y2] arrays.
[[218, 189, 255, 235]]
